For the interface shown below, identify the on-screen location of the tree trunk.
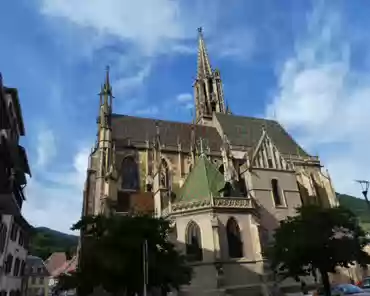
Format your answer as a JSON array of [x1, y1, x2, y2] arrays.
[[319, 269, 331, 296]]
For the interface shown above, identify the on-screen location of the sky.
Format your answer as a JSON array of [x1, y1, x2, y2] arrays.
[[1, 0, 370, 234]]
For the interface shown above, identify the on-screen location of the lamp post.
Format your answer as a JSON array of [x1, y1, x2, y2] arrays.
[[355, 180, 370, 211], [143, 240, 148, 296]]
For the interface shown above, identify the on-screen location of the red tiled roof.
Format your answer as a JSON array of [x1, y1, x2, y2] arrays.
[[45, 252, 67, 274], [52, 255, 78, 277]]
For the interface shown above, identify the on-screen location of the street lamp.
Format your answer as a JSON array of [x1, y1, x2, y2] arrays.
[[143, 240, 148, 296], [355, 180, 370, 211]]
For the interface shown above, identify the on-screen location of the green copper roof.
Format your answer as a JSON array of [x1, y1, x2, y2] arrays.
[[176, 155, 226, 202]]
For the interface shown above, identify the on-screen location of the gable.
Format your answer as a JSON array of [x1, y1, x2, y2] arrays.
[[249, 130, 293, 170]]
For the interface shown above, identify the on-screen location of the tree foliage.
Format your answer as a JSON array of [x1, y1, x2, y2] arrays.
[[267, 205, 370, 296], [55, 214, 192, 296]]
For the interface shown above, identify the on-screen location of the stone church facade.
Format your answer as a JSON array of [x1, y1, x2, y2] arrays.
[[81, 28, 339, 295]]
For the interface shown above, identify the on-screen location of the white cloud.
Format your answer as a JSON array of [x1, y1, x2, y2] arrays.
[[38, 0, 254, 60], [38, 0, 256, 117], [23, 146, 90, 234], [176, 93, 192, 103], [176, 93, 194, 111], [266, 3, 370, 196], [40, 0, 191, 56], [35, 127, 57, 168], [211, 28, 255, 61], [113, 64, 151, 97]]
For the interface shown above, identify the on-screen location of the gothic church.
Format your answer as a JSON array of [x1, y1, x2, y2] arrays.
[[81, 28, 338, 296]]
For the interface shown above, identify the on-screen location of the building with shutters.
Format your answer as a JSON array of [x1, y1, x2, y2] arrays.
[[80, 28, 339, 296], [24, 256, 49, 296], [0, 73, 32, 295]]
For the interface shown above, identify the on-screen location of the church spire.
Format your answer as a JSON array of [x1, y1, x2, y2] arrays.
[[102, 65, 112, 97], [97, 66, 114, 130], [197, 27, 212, 79], [194, 28, 226, 124]]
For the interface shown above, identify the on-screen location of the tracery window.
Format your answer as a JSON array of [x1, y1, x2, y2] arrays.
[[121, 156, 140, 190], [185, 221, 202, 262], [226, 217, 243, 258]]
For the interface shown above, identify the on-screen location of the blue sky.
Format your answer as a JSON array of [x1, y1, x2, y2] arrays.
[[1, 0, 370, 233]]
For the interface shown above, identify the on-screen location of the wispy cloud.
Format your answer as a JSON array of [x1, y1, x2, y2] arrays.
[[24, 145, 89, 234], [176, 93, 194, 110], [176, 93, 192, 103], [266, 2, 370, 195], [39, 0, 190, 56], [35, 127, 57, 169], [113, 64, 151, 97]]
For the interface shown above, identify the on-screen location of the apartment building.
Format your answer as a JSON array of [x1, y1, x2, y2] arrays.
[[24, 256, 49, 296], [0, 73, 32, 294]]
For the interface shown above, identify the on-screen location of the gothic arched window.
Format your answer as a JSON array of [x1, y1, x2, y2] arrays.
[[160, 158, 170, 188], [185, 221, 202, 262], [121, 157, 140, 190], [226, 217, 243, 258]]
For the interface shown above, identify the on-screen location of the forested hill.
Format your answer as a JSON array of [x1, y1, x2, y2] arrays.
[[29, 227, 79, 260], [337, 193, 370, 232], [27, 193, 369, 260]]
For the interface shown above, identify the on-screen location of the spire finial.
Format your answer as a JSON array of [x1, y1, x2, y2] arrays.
[[197, 27, 212, 79], [102, 65, 113, 97], [105, 65, 110, 86]]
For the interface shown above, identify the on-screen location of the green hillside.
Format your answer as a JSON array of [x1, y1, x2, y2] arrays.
[[29, 227, 79, 260], [337, 193, 370, 232]]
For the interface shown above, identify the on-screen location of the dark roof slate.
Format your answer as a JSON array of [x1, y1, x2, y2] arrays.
[[26, 255, 50, 276], [215, 113, 309, 156], [111, 113, 309, 157], [111, 114, 223, 152]]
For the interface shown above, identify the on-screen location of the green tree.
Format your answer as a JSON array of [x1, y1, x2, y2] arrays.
[[55, 214, 192, 296], [267, 205, 370, 296]]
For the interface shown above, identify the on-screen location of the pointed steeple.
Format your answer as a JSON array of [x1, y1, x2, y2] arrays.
[[197, 27, 212, 79], [194, 28, 226, 124], [102, 65, 113, 97], [97, 66, 114, 130]]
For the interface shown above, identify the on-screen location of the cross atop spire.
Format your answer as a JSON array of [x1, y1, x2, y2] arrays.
[[197, 27, 212, 79]]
